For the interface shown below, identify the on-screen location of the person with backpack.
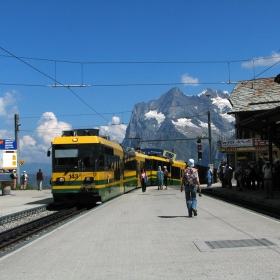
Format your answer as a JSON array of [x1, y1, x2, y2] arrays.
[[36, 168, 44, 191], [20, 171, 28, 190], [180, 159, 201, 217], [10, 170, 18, 190]]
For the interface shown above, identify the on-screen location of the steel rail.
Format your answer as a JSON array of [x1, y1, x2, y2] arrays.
[[0, 207, 86, 250], [0, 205, 47, 224]]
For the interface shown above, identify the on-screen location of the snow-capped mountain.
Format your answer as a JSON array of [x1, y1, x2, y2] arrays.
[[122, 87, 235, 166]]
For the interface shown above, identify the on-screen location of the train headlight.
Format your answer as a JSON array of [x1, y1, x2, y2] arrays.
[[56, 177, 65, 182], [84, 177, 94, 183]]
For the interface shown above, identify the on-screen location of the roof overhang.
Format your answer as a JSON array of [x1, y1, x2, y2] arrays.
[[235, 106, 280, 131]]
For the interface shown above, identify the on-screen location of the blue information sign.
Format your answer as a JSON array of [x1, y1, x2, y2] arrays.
[[0, 139, 17, 150]]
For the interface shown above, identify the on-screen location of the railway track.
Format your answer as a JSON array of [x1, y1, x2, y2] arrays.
[[0, 207, 87, 252], [0, 205, 49, 225], [202, 189, 280, 219]]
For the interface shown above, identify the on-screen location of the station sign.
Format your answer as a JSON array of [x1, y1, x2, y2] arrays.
[[0, 139, 17, 170], [0, 139, 17, 150], [253, 139, 269, 146], [163, 150, 177, 160], [220, 139, 253, 148]]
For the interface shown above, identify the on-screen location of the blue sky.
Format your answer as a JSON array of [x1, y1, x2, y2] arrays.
[[0, 0, 280, 165]]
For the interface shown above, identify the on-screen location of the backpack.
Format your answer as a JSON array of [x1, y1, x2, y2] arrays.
[[183, 168, 197, 187], [10, 173, 14, 179], [21, 174, 26, 180]]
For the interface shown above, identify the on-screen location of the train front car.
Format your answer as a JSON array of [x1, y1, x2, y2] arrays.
[[49, 129, 124, 205]]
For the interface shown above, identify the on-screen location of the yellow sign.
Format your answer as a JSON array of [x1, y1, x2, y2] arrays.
[[20, 160, 24, 165]]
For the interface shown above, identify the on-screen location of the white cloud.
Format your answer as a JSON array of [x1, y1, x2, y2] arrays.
[[35, 112, 71, 147], [3, 110, 126, 164], [0, 91, 19, 124], [242, 51, 280, 68], [99, 116, 127, 143], [19, 112, 72, 163], [144, 110, 165, 125], [181, 73, 199, 86]]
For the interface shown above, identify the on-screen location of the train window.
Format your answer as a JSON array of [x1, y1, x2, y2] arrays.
[[124, 159, 137, 171], [145, 159, 152, 171], [54, 146, 78, 167], [83, 148, 94, 168], [99, 154, 104, 168], [171, 166, 181, 179], [55, 148, 78, 158]]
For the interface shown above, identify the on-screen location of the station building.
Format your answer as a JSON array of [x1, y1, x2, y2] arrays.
[[217, 77, 280, 168]]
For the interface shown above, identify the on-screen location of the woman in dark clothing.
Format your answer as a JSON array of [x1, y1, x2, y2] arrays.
[[139, 168, 148, 192]]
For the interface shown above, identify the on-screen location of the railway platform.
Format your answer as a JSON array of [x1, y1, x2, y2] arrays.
[[0, 189, 53, 216], [0, 184, 280, 279]]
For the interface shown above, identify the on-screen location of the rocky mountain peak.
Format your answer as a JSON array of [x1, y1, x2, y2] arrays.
[[123, 87, 234, 167]]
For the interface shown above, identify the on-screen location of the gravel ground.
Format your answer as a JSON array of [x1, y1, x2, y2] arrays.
[[0, 210, 57, 255]]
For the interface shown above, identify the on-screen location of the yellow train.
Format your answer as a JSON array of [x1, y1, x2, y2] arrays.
[[48, 129, 186, 205]]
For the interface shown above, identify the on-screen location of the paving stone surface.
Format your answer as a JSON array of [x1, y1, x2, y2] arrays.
[[0, 185, 280, 279]]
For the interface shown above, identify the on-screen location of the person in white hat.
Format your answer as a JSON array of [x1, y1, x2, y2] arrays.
[[20, 171, 28, 190], [180, 159, 201, 217]]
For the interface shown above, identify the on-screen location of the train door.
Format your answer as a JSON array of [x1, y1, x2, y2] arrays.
[[79, 145, 99, 186]]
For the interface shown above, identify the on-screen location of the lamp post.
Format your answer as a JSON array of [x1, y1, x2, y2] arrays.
[[205, 93, 213, 167], [14, 114, 21, 188]]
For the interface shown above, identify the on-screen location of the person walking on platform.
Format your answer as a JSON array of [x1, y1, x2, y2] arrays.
[[224, 164, 233, 189], [222, 164, 227, 187], [10, 170, 18, 190], [262, 161, 274, 199], [20, 171, 28, 190], [235, 161, 244, 191], [139, 168, 148, 192], [206, 166, 212, 187], [156, 166, 163, 190], [180, 159, 201, 217], [163, 166, 169, 190], [36, 169, 44, 191]]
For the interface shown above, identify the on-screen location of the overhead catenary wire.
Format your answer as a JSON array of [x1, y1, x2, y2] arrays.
[[1, 47, 278, 137], [0, 46, 126, 133], [1, 52, 280, 88], [1, 53, 280, 64]]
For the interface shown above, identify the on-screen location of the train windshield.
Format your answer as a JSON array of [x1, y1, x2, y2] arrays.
[[54, 145, 78, 167]]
